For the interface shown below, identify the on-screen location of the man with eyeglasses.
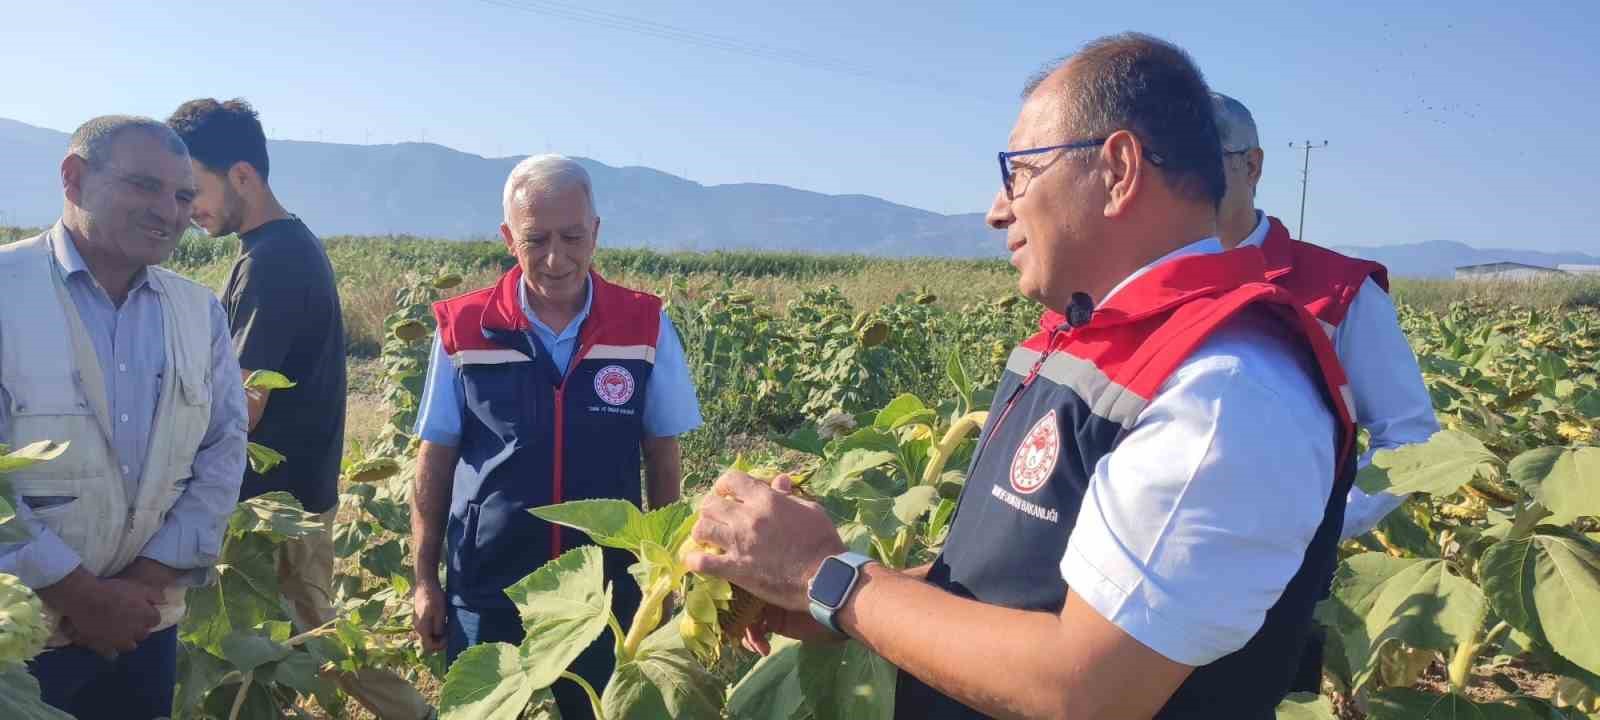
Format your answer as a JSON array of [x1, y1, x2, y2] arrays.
[[1212, 92, 1437, 542], [0, 116, 247, 718], [684, 33, 1360, 718]]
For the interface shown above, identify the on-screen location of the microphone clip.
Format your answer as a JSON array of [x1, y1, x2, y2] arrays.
[[1065, 292, 1094, 328]]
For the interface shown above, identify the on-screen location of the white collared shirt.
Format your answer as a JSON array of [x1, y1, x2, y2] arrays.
[[1059, 238, 1338, 666], [1238, 211, 1440, 538]]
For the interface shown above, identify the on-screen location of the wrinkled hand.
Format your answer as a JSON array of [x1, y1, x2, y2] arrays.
[[740, 604, 840, 656], [413, 580, 448, 653], [114, 557, 183, 592], [684, 471, 845, 613], [66, 578, 164, 657]]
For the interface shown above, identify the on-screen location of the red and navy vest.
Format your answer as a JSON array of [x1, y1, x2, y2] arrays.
[[897, 247, 1358, 719], [1260, 215, 1389, 332], [433, 268, 662, 612]]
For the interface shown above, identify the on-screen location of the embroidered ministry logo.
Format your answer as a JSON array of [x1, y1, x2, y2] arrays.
[[1010, 410, 1059, 495], [594, 365, 636, 406]]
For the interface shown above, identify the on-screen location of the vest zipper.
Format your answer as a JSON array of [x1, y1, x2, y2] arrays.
[[975, 323, 1070, 460], [548, 339, 596, 559]]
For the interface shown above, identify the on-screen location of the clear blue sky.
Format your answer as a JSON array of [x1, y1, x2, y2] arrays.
[[3, 0, 1597, 253]]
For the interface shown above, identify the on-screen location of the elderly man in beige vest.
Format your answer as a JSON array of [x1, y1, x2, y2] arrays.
[[0, 116, 247, 719]]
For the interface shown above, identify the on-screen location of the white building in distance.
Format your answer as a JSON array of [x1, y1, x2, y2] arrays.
[[1454, 262, 1568, 281]]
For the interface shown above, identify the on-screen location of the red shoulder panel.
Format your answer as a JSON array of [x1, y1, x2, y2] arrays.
[[1262, 216, 1390, 326]]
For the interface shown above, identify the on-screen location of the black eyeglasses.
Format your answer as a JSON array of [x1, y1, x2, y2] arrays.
[[998, 138, 1167, 199]]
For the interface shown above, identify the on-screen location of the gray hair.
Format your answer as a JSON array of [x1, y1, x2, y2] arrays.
[[1210, 92, 1259, 153], [68, 115, 187, 170], [502, 154, 595, 219]]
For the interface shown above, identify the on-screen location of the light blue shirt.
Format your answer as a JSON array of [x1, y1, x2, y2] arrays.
[[0, 224, 247, 588], [1239, 210, 1440, 538], [415, 276, 702, 446]]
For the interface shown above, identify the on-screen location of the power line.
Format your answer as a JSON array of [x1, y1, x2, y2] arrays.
[[475, 0, 949, 94]]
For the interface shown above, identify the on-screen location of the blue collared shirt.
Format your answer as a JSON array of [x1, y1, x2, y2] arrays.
[[415, 276, 702, 446], [1238, 210, 1440, 538], [0, 224, 247, 588]]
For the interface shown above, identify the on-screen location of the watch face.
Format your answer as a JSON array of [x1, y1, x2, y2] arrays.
[[810, 556, 858, 608]]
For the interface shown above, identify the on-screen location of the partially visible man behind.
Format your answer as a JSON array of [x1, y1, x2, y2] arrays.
[[0, 116, 247, 718], [1211, 91, 1439, 540], [167, 98, 433, 720]]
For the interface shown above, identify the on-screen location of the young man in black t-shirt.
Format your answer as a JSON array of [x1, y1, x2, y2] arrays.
[[169, 99, 432, 720]]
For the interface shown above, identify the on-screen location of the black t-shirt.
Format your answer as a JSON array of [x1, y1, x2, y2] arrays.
[[223, 217, 346, 513]]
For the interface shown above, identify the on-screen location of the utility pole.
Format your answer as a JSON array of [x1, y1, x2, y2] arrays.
[[1288, 140, 1328, 240]]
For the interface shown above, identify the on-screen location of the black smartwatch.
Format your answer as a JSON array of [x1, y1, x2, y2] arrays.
[[807, 551, 874, 634]]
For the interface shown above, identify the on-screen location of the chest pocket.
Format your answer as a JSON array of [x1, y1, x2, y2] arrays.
[[152, 365, 211, 500], [461, 360, 547, 442], [0, 370, 113, 559], [1, 372, 104, 484]]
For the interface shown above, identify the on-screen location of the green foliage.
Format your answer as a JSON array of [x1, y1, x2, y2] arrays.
[[0, 442, 69, 544], [439, 547, 614, 720], [1480, 530, 1600, 677], [1307, 301, 1600, 713], [0, 664, 72, 720], [113, 241, 1600, 717], [0, 576, 48, 664], [1276, 692, 1338, 719], [243, 370, 296, 391]]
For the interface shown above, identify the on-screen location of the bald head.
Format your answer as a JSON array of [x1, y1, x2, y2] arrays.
[[502, 154, 595, 221], [1020, 33, 1225, 208]]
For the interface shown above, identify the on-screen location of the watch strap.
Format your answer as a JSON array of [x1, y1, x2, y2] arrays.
[[808, 551, 874, 635]]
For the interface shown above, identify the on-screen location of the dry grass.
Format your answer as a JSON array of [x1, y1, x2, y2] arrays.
[[1391, 276, 1600, 312]]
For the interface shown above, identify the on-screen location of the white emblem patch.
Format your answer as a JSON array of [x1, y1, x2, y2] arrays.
[[1009, 410, 1060, 495], [594, 365, 636, 406]]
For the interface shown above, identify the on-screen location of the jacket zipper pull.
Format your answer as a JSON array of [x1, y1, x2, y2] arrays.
[[1022, 322, 1071, 388]]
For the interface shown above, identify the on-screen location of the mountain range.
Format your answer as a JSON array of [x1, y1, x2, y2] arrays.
[[1327, 240, 1599, 279], [5, 116, 1596, 275], [1, 117, 997, 257]]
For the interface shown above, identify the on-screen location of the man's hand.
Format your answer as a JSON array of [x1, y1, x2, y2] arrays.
[[740, 604, 840, 656], [58, 577, 164, 657], [413, 579, 447, 653], [683, 470, 845, 613], [114, 558, 184, 592]]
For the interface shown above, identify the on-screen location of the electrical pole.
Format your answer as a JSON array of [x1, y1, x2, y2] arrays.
[[1288, 140, 1328, 240]]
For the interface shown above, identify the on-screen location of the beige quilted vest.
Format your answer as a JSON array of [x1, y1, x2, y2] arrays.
[[0, 226, 214, 646]]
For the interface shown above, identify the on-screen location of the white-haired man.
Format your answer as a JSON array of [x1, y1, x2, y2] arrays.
[[1211, 92, 1439, 542], [408, 155, 701, 718]]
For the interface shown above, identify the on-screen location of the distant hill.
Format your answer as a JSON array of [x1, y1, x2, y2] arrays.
[[0, 116, 999, 257], [7, 116, 1595, 272], [1330, 240, 1600, 279]]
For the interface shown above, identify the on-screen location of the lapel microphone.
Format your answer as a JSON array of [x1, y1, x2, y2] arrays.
[[1066, 292, 1094, 328]]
